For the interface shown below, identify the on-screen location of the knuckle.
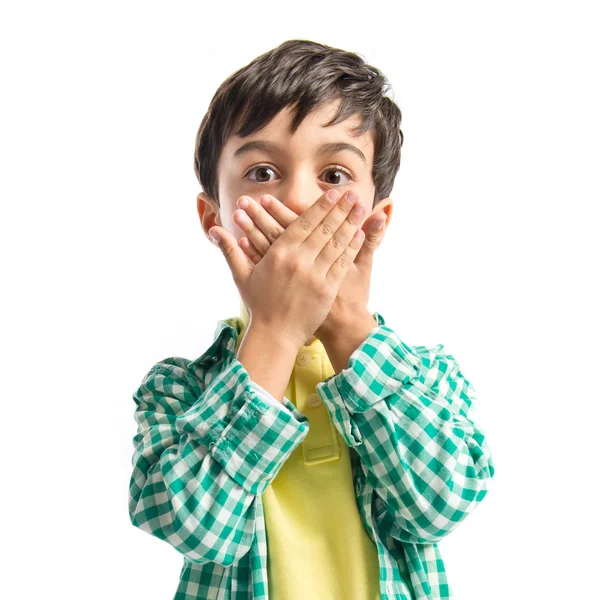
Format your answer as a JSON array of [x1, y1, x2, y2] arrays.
[[222, 245, 235, 259], [288, 258, 303, 275], [271, 247, 286, 263], [336, 202, 350, 216], [297, 216, 313, 233], [291, 253, 311, 275], [337, 254, 350, 269], [330, 235, 344, 251], [318, 221, 335, 236], [267, 226, 282, 243]]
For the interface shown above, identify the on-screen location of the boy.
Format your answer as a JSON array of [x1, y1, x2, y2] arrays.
[[129, 39, 495, 600]]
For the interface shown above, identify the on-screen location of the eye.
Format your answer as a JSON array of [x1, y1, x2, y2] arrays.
[[245, 165, 278, 183], [244, 164, 354, 186], [321, 167, 353, 186]]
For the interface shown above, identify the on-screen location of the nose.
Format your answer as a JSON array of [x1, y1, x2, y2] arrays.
[[275, 173, 326, 216]]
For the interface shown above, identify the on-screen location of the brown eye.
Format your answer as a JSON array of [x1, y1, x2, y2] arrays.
[[325, 167, 354, 186], [244, 165, 354, 186], [321, 168, 352, 186], [246, 166, 277, 183]]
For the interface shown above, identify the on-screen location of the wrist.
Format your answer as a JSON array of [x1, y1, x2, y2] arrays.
[[247, 322, 303, 354], [318, 306, 375, 344], [318, 311, 377, 375], [238, 325, 300, 403], [319, 309, 377, 352]]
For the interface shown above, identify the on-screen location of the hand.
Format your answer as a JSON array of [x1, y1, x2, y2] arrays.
[[233, 192, 387, 341], [208, 189, 367, 349]]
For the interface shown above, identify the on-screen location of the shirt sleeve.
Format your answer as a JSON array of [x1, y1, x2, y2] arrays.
[[249, 380, 298, 414], [316, 324, 496, 545], [128, 355, 309, 565]]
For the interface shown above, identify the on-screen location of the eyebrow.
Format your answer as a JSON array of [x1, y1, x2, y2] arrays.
[[232, 139, 367, 165]]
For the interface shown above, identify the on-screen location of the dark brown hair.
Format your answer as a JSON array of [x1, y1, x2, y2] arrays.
[[193, 39, 404, 209]]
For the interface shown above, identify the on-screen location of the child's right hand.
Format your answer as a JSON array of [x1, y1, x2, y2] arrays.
[[209, 189, 366, 349]]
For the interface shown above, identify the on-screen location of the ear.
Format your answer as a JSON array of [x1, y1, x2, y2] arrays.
[[197, 192, 222, 243]]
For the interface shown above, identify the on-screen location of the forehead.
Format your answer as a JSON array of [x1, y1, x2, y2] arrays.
[[222, 99, 374, 164]]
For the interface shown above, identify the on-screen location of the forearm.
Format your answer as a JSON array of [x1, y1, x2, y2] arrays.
[[237, 326, 300, 403]]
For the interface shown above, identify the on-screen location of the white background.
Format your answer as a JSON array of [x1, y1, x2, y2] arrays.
[[2, 1, 598, 598]]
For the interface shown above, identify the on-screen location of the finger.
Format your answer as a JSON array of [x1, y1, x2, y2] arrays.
[[233, 206, 272, 256], [239, 236, 262, 265], [354, 214, 386, 266], [365, 214, 387, 240], [327, 228, 366, 286], [272, 188, 342, 253], [208, 226, 253, 287], [314, 192, 365, 272], [259, 194, 299, 228], [235, 194, 286, 251]]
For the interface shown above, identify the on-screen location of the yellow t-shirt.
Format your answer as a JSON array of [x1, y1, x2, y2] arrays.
[[235, 298, 382, 600]]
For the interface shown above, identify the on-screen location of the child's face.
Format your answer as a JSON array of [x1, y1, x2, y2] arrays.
[[197, 98, 392, 249]]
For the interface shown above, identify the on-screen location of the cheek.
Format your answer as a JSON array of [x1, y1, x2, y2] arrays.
[[216, 211, 242, 242], [217, 203, 239, 234]]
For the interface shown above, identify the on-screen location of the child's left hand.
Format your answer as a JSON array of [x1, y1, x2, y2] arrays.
[[233, 193, 387, 341]]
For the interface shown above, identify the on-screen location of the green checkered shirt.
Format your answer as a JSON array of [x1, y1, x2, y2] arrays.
[[129, 312, 495, 599]]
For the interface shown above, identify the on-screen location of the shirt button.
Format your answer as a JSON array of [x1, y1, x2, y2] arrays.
[[306, 393, 321, 408], [296, 351, 311, 366]]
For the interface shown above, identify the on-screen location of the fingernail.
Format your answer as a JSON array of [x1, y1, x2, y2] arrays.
[[209, 229, 221, 245], [372, 219, 385, 231]]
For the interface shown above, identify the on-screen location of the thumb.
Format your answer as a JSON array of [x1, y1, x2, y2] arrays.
[[209, 226, 253, 286]]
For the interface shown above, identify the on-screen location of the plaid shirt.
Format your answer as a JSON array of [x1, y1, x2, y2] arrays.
[[129, 312, 495, 599]]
